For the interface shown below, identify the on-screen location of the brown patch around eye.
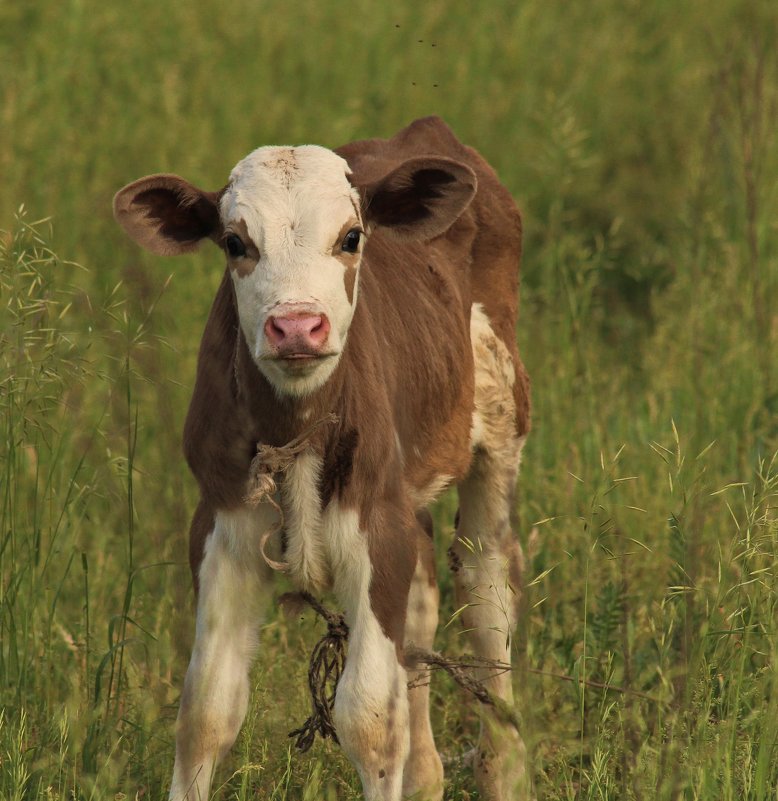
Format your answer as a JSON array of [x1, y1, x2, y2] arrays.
[[331, 219, 363, 259], [343, 263, 357, 304], [223, 218, 260, 276], [332, 219, 361, 304]]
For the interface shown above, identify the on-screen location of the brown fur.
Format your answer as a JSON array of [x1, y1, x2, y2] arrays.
[[339, 116, 530, 437], [415, 509, 437, 589]]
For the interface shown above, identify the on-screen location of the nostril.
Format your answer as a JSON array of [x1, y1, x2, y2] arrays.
[[302, 315, 323, 335], [308, 315, 330, 345], [264, 316, 287, 344]]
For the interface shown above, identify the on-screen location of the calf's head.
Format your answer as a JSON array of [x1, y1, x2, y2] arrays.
[[114, 145, 476, 397]]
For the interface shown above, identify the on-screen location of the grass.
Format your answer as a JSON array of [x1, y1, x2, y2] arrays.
[[1, 0, 777, 798]]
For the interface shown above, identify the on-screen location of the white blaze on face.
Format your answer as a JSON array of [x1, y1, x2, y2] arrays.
[[220, 145, 363, 397]]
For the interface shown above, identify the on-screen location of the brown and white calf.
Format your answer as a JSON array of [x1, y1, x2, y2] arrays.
[[114, 116, 531, 801]]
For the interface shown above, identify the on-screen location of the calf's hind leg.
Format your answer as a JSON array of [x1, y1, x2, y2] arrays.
[[402, 510, 444, 801], [450, 442, 529, 800], [448, 305, 531, 800]]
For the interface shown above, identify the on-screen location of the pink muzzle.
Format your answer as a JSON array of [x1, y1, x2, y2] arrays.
[[264, 312, 331, 357]]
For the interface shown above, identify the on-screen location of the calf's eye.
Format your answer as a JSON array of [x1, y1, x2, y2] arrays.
[[225, 233, 247, 258], [341, 229, 362, 253]]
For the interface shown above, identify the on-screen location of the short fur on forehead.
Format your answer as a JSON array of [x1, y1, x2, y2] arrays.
[[220, 145, 361, 244]]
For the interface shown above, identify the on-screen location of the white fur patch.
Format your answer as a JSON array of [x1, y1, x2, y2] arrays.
[[281, 450, 330, 592], [469, 302, 517, 454], [321, 503, 370, 616], [169, 507, 275, 801], [220, 146, 363, 397], [324, 503, 410, 800]]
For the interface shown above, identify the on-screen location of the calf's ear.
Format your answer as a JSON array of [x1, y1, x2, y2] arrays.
[[361, 157, 476, 241], [113, 174, 222, 256]]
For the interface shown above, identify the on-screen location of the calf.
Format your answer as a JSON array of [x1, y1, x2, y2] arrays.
[[114, 116, 531, 801]]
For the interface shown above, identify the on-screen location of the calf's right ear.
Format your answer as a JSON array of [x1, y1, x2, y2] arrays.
[[113, 174, 222, 256]]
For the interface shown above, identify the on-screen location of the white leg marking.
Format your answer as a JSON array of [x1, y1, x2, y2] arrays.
[[169, 505, 276, 801], [324, 503, 410, 801]]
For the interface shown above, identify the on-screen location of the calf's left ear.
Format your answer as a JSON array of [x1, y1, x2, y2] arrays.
[[113, 174, 222, 256], [361, 157, 477, 241]]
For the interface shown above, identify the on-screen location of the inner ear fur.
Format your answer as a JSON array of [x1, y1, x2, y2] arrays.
[[113, 174, 222, 256], [361, 157, 477, 241]]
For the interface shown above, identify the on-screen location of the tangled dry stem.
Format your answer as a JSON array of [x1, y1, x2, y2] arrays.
[[404, 646, 521, 732]]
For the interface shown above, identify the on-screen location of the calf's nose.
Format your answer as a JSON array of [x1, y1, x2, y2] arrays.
[[264, 313, 331, 352]]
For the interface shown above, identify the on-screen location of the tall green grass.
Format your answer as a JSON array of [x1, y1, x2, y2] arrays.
[[1, 0, 777, 798]]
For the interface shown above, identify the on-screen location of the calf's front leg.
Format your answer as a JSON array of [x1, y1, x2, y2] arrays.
[[169, 505, 275, 801], [327, 502, 416, 801]]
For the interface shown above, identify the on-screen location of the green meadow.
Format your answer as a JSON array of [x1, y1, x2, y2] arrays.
[[1, 0, 777, 798]]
